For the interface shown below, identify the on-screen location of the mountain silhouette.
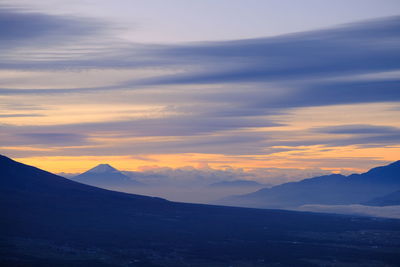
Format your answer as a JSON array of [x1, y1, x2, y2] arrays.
[[219, 161, 400, 208], [72, 163, 142, 188], [209, 179, 265, 188], [87, 163, 118, 173], [1, 154, 400, 266], [363, 190, 400, 206], [0, 155, 164, 206]]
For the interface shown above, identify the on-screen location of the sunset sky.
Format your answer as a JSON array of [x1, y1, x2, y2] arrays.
[[1, 0, 400, 178]]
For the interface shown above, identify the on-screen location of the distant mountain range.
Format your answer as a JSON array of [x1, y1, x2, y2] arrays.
[[2, 154, 400, 265], [364, 190, 400, 206], [219, 160, 400, 209], [209, 179, 266, 188], [72, 163, 142, 188]]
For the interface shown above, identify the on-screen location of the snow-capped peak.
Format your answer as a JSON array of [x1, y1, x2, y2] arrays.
[[87, 164, 118, 173]]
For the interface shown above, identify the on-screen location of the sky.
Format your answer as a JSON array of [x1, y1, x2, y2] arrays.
[[1, 0, 400, 181]]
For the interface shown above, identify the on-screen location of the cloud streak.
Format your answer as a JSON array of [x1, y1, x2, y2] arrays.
[[0, 7, 104, 46], [1, 7, 399, 172], [126, 16, 400, 86]]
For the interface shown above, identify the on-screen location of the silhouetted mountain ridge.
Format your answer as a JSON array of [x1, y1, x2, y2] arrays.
[[0, 155, 163, 203], [87, 163, 118, 173], [219, 161, 400, 208], [209, 179, 265, 188], [1, 155, 400, 266], [364, 190, 400, 206], [73, 163, 142, 188]]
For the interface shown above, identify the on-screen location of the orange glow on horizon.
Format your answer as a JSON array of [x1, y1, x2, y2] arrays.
[[13, 144, 400, 174]]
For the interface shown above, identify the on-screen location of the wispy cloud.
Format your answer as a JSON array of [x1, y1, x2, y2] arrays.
[[0, 132, 89, 146], [0, 113, 44, 118], [312, 124, 400, 135], [1, 7, 399, 172], [120, 16, 400, 86], [0, 7, 104, 46]]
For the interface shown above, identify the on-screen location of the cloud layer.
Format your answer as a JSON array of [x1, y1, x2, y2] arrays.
[[1, 6, 399, 174]]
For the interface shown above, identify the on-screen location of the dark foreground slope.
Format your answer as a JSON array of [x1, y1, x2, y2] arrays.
[[220, 161, 400, 209], [1, 155, 400, 266]]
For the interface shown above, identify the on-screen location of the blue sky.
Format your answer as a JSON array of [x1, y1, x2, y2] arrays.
[[0, 0, 399, 177], [3, 0, 400, 42]]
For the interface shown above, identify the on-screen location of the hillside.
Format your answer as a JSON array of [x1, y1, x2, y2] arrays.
[[1, 155, 400, 266], [219, 161, 400, 209]]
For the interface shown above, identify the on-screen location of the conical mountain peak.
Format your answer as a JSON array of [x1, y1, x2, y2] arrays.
[[87, 163, 118, 174], [74, 163, 142, 187]]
